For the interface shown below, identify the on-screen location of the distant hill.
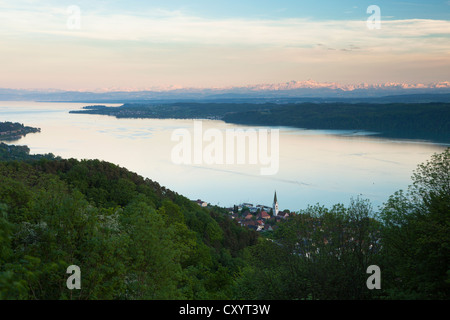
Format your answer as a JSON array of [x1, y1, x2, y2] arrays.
[[222, 102, 450, 143]]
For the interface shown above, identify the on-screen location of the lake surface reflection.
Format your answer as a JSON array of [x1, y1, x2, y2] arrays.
[[0, 101, 447, 211]]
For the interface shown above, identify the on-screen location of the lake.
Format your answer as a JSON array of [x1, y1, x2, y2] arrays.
[[0, 101, 447, 211]]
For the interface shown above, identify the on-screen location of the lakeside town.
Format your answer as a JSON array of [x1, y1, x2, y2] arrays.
[[193, 191, 292, 232]]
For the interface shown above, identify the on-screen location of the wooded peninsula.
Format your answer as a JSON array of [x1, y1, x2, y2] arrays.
[[0, 122, 40, 141], [70, 102, 450, 143]]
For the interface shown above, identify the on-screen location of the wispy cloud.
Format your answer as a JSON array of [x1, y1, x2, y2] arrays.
[[0, 2, 448, 89], [0, 5, 449, 53]]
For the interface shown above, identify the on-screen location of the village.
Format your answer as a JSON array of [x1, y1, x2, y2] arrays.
[[193, 191, 292, 232]]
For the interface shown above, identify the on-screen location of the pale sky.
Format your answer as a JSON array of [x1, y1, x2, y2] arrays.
[[0, 0, 449, 91]]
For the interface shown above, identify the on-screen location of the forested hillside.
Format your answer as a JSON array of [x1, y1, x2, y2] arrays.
[[0, 144, 448, 300], [0, 153, 258, 299]]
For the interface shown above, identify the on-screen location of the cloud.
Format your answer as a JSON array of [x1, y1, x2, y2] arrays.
[[0, 4, 449, 54], [0, 3, 448, 89]]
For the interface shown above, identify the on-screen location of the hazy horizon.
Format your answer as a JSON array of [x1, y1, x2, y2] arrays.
[[2, 78, 450, 94]]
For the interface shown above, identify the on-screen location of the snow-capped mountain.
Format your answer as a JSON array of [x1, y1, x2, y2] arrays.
[[241, 80, 450, 92], [1, 80, 449, 101]]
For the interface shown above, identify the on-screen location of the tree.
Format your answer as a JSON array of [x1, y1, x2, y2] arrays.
[[0, 156, 256, 300], [379, 148, 450, 299], [236, 198, 381, 300]]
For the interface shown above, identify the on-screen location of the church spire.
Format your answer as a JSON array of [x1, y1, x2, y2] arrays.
[[272, 190, 279, 217]]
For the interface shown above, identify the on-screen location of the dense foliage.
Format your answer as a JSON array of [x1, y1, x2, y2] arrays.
[[0, 145, 448, 300], [0, 143, 57, 161], [0, 156, 257, 299], [235, 148, 449, 300], [235, 198, 383, 300], [377, 148, 450, 299]]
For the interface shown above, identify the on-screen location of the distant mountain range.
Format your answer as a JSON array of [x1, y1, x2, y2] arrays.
[[1, 80, 450, 103], [240, 80, 450, 92]]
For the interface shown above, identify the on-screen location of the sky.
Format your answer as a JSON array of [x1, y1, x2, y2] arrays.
[[0, 0, 449, 91]]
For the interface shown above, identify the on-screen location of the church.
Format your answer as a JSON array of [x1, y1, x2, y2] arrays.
[[272, 190, 290, 219], [272, 190, 279, 217]]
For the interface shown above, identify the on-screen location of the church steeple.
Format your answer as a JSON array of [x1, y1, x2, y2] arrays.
[[272, 190, 279, 217]]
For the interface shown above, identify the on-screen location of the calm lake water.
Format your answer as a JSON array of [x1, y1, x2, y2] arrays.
[[0, 101, 447, 211]]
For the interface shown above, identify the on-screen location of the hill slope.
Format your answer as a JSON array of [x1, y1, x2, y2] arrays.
[[0, 147, 258, 299]]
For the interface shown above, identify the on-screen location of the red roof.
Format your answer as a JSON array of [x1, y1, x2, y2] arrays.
[[261, 211, 270, 218]]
